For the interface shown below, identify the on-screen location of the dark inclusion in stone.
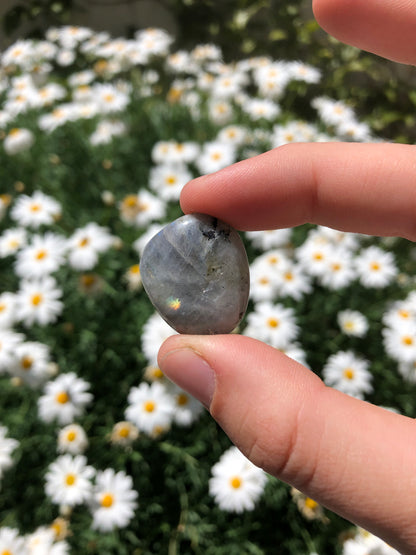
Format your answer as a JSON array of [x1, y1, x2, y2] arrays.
[[140, 213, 250, 334]]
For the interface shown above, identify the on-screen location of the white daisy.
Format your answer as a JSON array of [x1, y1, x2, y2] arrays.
[[0, 527, 27, 555], [149, 164, 192, 202], [151, 140, 199, 165], [322, 350, 373, 399], [244, 301, 299, 349], [10, 191, 61, 228], [167, 383, 204, 427], [242, 97, 280, 121], [342, 527, 401, 555], [56, 49, 76, 67], [67, 223, 114, 270], [3, 127, 34, 155], [276, 261, 312, 300], [45, 454, 94, 506], [383, 323, 416, 364], [312, 96, 356, 127], [110, 421, 139, 446], [8, 341, 51, 387], [288, 61, 321, 83], [0, 292, 18, 329], [58, 424, 89, 455], [196, 141, 236, 175], [0, 329, 24, 373], [0, 227, 27, 257], [249, 259, 280, 303], [0, 426, 19, 480], [25, 525, 70, 555], [209, 446, 267, 513], [38, 104, 76, 132], [319, 247, 356, 290], [14, 232, 67, 278], [208, 98, 234, 125], [38, 372, 93, 425], [382, 299, 416, 329], [119, 190, 165, 227], [89, 468, 138, 531], [396, 360, 416, 384], [355, 246, 397, 288], [253, 62, 291, 98], [337, 120, 372, 142], [93, 83, 129, 113], [15, 276, 63, 327], [296, 238, 333, 278], [89, 119, 126, 145], [271, 121, 318, 147], [125, 381, 175, 436], [216, 125, 248, 146], [141, 311, 177, 365], [2, 38, 34, 68], [338, 310, 369, 337], [245, 229, 292, 250]]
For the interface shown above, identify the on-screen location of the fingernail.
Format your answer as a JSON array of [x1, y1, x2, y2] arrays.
[[159, 348, 215, 409]]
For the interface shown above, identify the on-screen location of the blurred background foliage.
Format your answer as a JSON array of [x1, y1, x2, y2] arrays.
[[2, 0, 416, 143]]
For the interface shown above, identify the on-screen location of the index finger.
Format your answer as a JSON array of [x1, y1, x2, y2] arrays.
[[180, 142, 416, 241]]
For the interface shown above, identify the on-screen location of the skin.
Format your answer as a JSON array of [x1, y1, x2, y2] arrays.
[[158, 1, 416, 552]]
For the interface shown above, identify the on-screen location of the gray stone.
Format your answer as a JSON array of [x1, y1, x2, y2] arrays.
[[140, 213, 250, 334]]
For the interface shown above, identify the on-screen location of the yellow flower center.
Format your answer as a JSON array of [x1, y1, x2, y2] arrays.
[[230, 476, 242, 489], [313, 252, 323, 261], [144, 400, 155, 413], [78, 237, 89, 247], [21, 356, 33, 370], [2, 550, 13, 555], [165, 176, 177, 186], [65, 473, 76, 486], [267, 318, 279, 328], [8, 239, 19, 249], [0, 303, 5, 313], [80, 274, 96, 287], [402, 336, 414, 346], [30, 203, 41, 212], [259, 277, 269, 285], [399, 309, 410, 319], [331, 263, 341, 272], [130, 264, 140, 275], [177, 393, 189, 406], [304, 497, 318, 510], [125, 195, 138, 208], [56, 391, 69, 404], [370, 262, 380, 271], [66, 431, 77, 442], [343, 368, 355, 380], [284, 272, 294, 281], [101, 493, 114, 508], [36, 249, 47, 260], [118, 425, 130, 438], [31, 293, 43, 306]]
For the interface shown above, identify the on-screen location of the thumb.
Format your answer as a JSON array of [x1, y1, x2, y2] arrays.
[[158, 334, 416, 553]]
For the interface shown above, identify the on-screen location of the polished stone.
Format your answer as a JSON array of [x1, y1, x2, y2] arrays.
[[140, 213, 250, 334]]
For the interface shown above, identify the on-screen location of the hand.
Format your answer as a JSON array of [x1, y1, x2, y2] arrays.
[[158, 1, 416, 553]]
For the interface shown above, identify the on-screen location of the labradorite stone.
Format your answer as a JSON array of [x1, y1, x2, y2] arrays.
[[140, 213, 250, 334]]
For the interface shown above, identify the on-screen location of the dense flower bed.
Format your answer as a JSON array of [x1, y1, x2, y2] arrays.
[[0, 25, 414, 554]]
